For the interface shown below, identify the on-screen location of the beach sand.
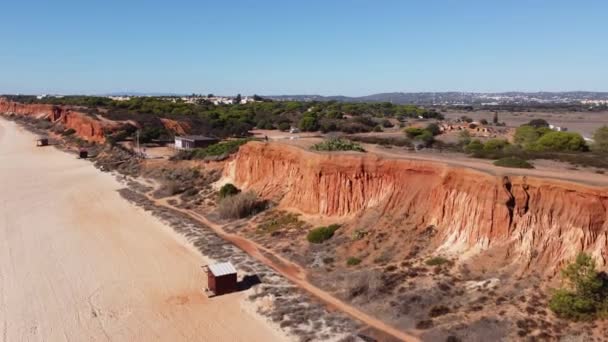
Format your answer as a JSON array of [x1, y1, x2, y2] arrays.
[[0, 118, 284, 341]]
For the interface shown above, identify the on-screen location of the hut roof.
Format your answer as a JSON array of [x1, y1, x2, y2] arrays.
[[176, 135, 218, 142], [207, 262, 237, 277]]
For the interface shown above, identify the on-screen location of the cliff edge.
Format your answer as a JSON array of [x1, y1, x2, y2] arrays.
[[227, 142, 608, 271]]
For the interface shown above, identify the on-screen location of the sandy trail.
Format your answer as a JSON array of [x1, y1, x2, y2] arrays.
[[0, 119, 283, 342], [152, 198, 419, 342]]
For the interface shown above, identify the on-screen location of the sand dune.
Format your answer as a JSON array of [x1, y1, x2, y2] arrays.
[[0, 118, 284, 341]]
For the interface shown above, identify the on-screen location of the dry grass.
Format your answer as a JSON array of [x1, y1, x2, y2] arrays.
[[218, 191, 265, 219]]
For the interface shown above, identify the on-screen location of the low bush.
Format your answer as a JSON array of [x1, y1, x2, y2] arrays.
[[483, 138, 510, 152], [347, 135, 412, 148], [218, 191, 266, 219], [381, 119, 394, 128], [257, 212, 304, 234], [278, 122, 291, 131], [549, 253, 608, 321], [218, 183, 240, 198], [174, 139, 250, 160], [405, 127, 435, 145], [311, 138, 365, 152], [62, 128, 76, 136], [347, 257, 362, 266], [306, 224, 340, 243], [404, 127, 427, 139], [592, 126, 608, 153], [531, 131, 587, 152], [429, 305, 451, 317], [425, 256, 450, 266], [425, 123, 441, 136], [493, 157, 534, 169]]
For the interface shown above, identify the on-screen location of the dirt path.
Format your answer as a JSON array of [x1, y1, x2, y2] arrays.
[[0, 118, 284, 342], [151, 197, 420, 341]]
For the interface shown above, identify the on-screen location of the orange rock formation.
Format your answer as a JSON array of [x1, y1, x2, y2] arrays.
[[0, 98, 115, 143], [228, 142, 608, 271], [160, 118, 191, 136]]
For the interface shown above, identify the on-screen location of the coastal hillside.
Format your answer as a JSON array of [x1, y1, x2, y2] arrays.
[[227, 142, 608, 273]]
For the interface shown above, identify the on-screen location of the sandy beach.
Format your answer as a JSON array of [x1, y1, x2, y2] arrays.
[[0, 118, 283, 341]]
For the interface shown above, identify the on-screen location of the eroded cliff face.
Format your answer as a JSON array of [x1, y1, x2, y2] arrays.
[[227, 142, 608, 271], [0, 98, 113, 143]]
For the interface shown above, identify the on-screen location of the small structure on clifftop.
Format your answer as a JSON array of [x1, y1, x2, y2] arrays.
[[174, 135, 219, 150], [203, 262, 237, 296]]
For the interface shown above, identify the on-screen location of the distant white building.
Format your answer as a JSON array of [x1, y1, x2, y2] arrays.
[[109, 96, 131, 101], [549, 124, 568, 132], [240, 96, 256, 104], [209, 97, 234, 105]]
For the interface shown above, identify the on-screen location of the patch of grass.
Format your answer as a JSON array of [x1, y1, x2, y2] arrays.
[[429, 305, 451, 317], [311, 138, 365, 152], [257, 212, 304, 234], [346, 257, 362, 266], [351, 229, 368, 241], [347, 135, 412, 148], [306, 224, 340, 243], [218, 191, 266, 219], [62, 128, 76, 136], [174, 139, 251, 160], [493, 157, 534, 169], [425, 256, 450, 266]]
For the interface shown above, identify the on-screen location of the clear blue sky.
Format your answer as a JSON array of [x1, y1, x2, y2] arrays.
[[1, 0, 606, 96]]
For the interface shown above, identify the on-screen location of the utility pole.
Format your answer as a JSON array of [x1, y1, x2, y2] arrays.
[[136, 130, 140, 158]]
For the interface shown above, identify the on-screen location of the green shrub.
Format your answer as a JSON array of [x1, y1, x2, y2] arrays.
[[405, 127, 435, 145], [483, 139, 509, 152], [527, 119, 549, 128], [62, 128, 76, 136], [307, 224, 340, 243], [299, 114, 319, 132], [197, 139, 250, 157], [592, 126, 608, 153], [218, 183, 240, 198], [425, 257, 450, 266], [514, 125, 545, 148], [531, 131, 587, 152], [257, 212, 304, 234], [458, 130, 471, 145], [549, 253, 608, 321], [278, 122, 291, 131], [464, 139, 484, 153], [311, 138, 365, 152], [373, 125, 383, 132], [176, 139, 250, 160], [493, 157, 534, 169], [346, 257, 362, 266], [381, 119, 394, 128], [218, 192, 265, 219], [404, 127, 427, 139], [425, 123, 441, 136]]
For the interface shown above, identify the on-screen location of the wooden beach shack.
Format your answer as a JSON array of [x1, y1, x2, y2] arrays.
[[79, 149, 88, 159], [203, 262, 237, 296], [36, 137, 49, 147]]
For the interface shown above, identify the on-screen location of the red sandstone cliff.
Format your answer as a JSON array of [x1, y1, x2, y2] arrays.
[[227, 142, 608, 271], [0, 98, 114, 143], [160, 118, 191, 136]]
